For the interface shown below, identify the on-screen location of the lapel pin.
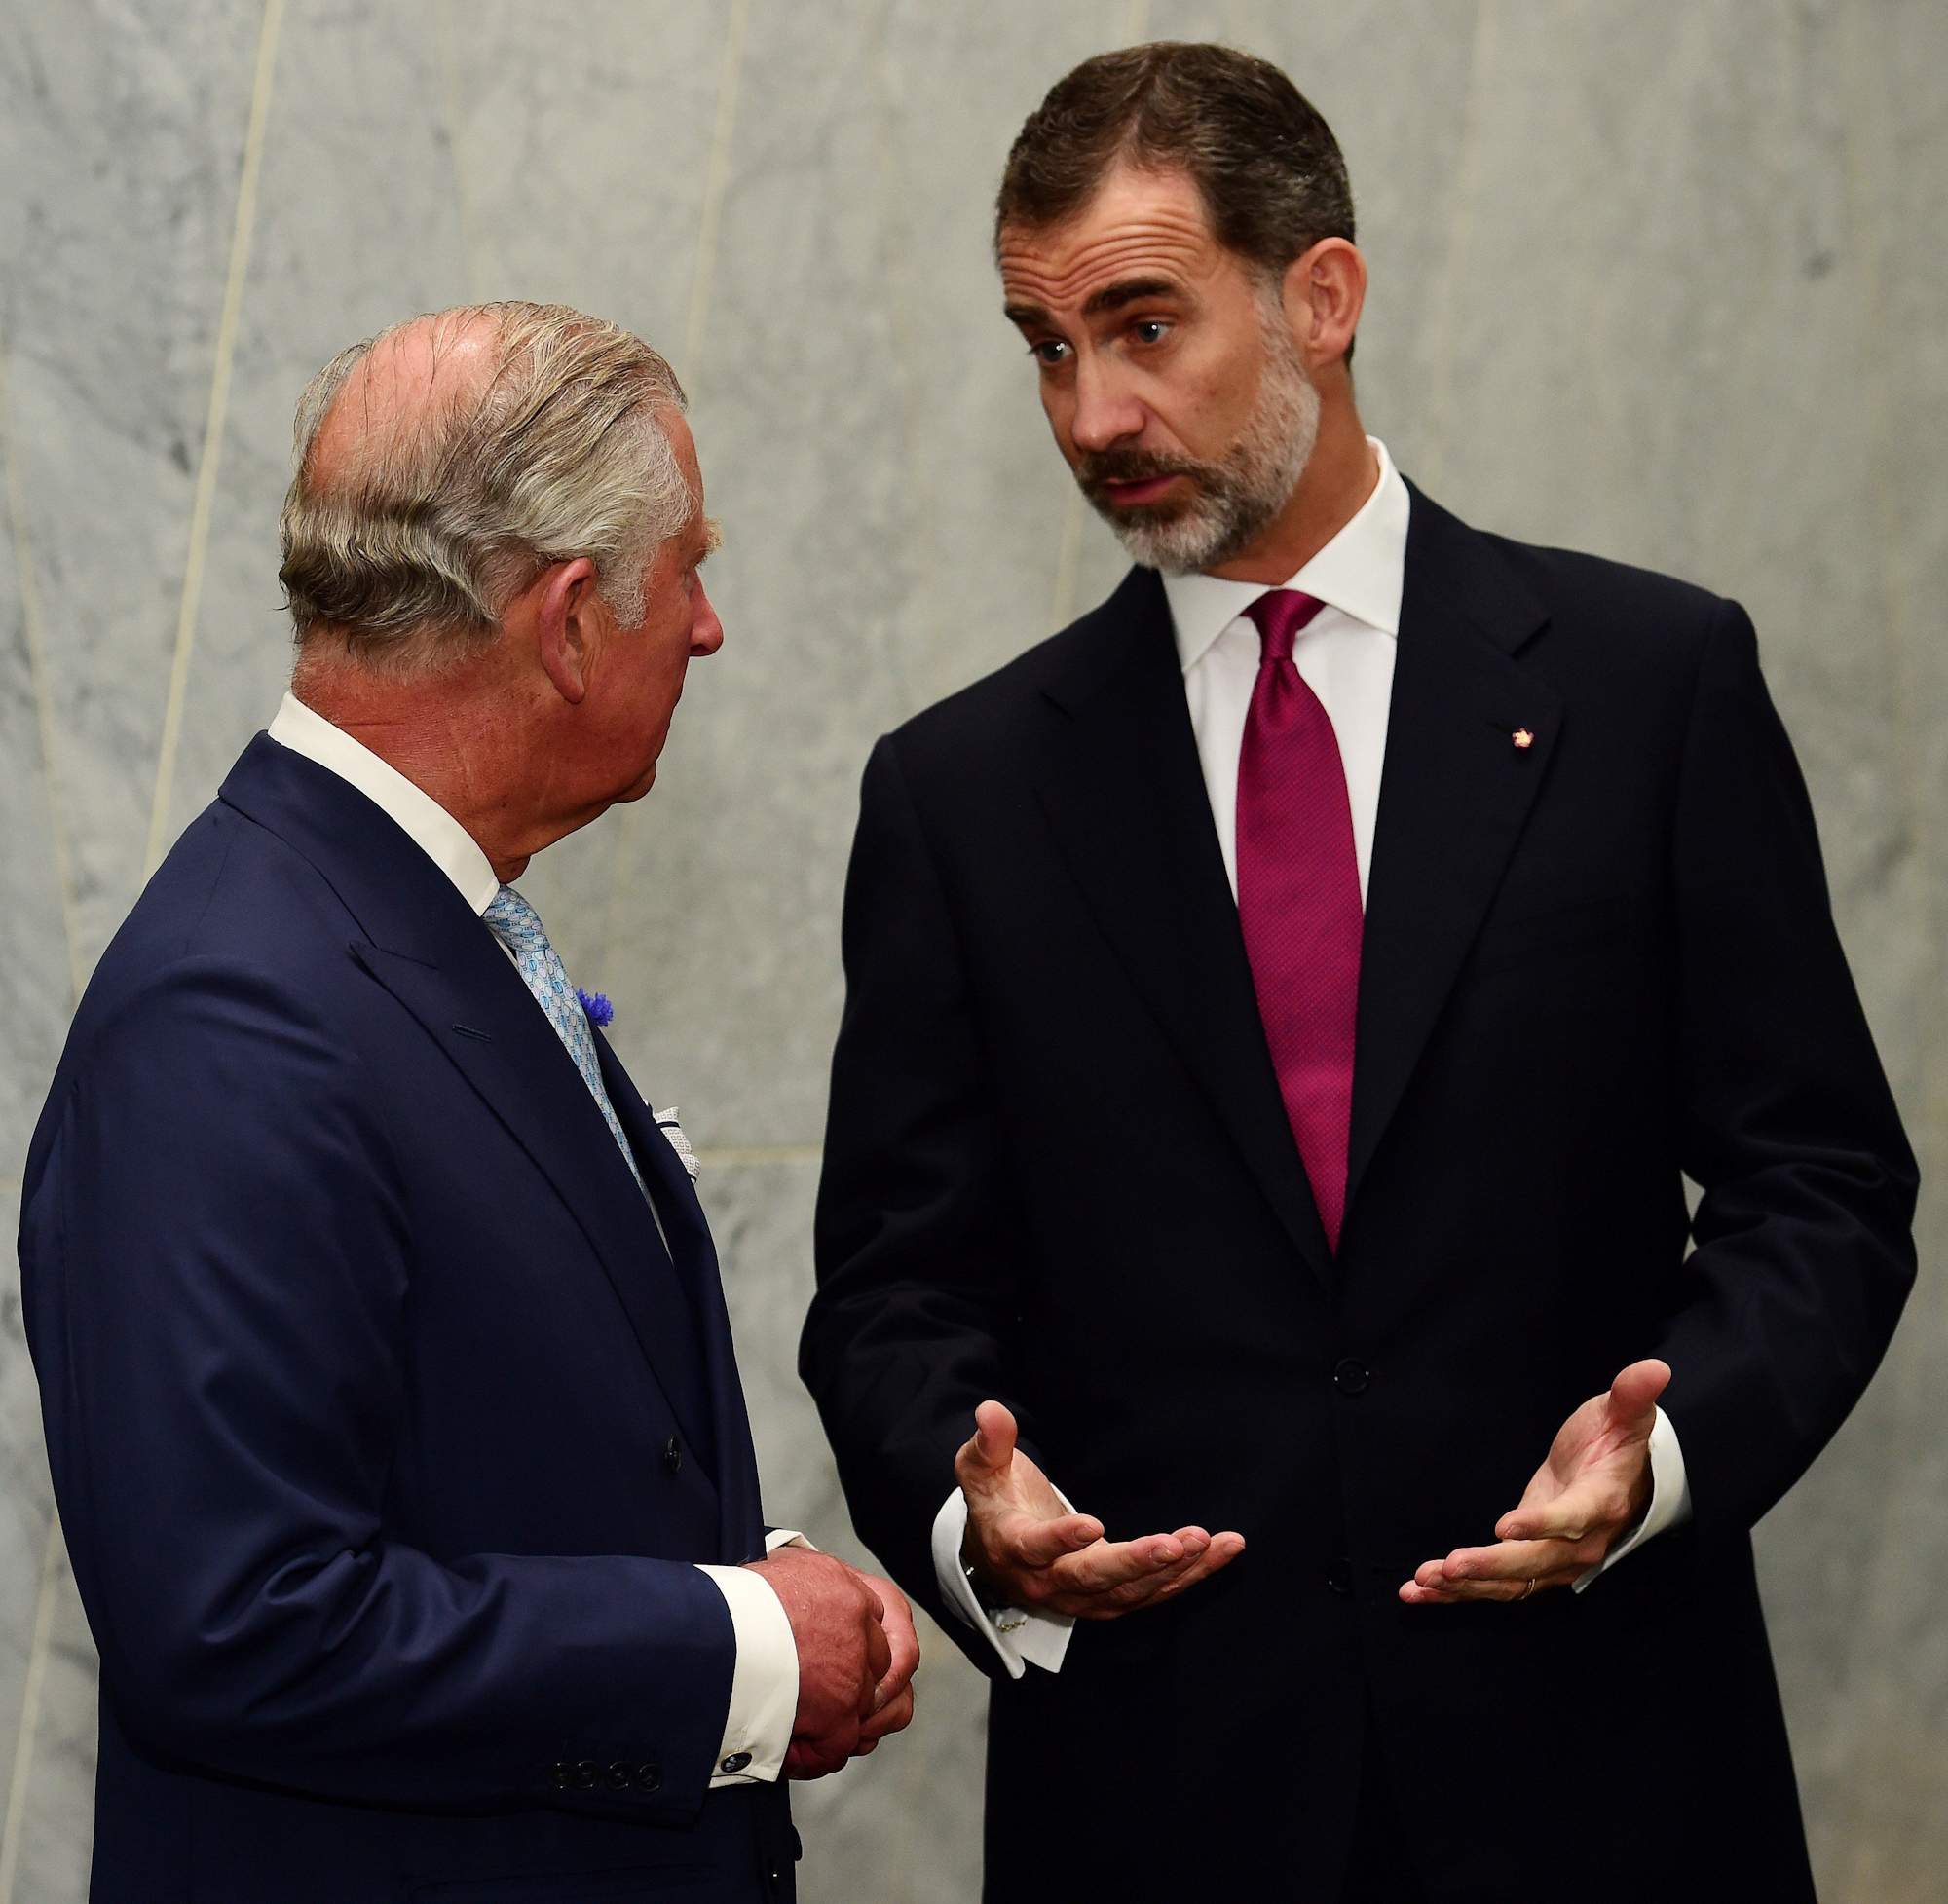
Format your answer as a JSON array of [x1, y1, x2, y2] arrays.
[[1512, 728, 1535, 750]]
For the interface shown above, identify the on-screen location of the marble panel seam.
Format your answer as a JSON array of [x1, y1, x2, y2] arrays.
[[598, 0, 751, 975], [1836, 0, 1941, 1133], [1412, 0, 1498, 498], [0, 1521, 65, 1904], [0, 343, 85, 1005], [1048, 486, 1087, 633], [685, 0, 753, 374], [431, 0, 492, 305], [142, 0, 287, 880], [694, 1143, 820, 1168]]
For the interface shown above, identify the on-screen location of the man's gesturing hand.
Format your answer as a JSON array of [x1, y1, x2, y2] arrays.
[[1400, 1359, 1670, 1605], [957, 1400, 1244, 1620], [745, 1548, 918, 1778]]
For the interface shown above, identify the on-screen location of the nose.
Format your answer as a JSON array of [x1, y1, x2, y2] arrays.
[[1067, 356, 1145, 456], [691, 579, 725, 657]]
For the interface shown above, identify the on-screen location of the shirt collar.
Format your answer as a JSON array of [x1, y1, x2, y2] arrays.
[[1161, 436, 1409, 675], [266, 691, 501, 916]]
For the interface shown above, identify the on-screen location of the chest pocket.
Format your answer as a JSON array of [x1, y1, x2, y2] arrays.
[[1468, 890, 1638, 975]]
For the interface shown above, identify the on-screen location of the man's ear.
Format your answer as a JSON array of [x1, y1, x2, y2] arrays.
[[1282, 237, 1367, 371], [534, 558, 604, 705]]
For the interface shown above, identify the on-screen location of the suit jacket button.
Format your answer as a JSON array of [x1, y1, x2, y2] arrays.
[[635, 1761, 663, 1792], [574, 1759, 600, 1791], [1327, 1561, 1352, 1597], [605, 1760, 633, 1791], [720, 1750, 753, 1774], [548, 1761, 572, 1790], [664, 1436, 683, 1475], [1332, 1357, 1370, 1395]]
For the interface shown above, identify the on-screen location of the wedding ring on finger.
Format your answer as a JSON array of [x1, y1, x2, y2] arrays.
[[1518, 1577, 1537, 1601]]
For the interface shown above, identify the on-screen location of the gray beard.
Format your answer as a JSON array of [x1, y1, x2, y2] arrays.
[[1092, 334, 1322, 577]]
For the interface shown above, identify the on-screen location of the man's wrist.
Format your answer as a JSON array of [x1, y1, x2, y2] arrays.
[[958, 1549, 1023, 1627], [693, 1562, 799, 1784]]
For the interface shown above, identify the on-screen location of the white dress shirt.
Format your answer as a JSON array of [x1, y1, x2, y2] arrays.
[[932, 442, 1691, 1674], [267, 691, 800, 1784]]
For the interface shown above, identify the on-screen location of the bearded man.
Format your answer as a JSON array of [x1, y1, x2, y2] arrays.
[[800, 42, 1916, 1903]]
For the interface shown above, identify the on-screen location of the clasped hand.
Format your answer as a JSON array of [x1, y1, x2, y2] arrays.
[[1399, 1359, 1669, 1605], [744, 1547, 918, 1778], [956, 1400, 1245, 1619]]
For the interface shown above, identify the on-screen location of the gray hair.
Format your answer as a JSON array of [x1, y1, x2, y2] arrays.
[[279, 300, 691, 674]]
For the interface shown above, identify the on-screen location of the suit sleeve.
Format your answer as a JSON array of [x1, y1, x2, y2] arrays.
[[24, 959, 737, 1821], [1654, 598, 1918, 1538], [800, 736, 1036, 1669]]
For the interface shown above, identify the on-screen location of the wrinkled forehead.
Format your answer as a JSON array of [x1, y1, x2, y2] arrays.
[[996, 165, 1228, 319]]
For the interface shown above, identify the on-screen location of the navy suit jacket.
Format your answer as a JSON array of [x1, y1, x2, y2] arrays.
[[19, 735, 796, 1903]]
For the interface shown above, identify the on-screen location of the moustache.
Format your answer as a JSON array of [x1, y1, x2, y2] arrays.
[[1076, 451, 1210, 495]]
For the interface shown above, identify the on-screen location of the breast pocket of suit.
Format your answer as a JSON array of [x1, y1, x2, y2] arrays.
[[408, 1865, 727, 1901], [1468, 890, 1640, 978]]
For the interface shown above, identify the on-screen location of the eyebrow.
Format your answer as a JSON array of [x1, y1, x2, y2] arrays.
[[1004, 277, 1187, 328]]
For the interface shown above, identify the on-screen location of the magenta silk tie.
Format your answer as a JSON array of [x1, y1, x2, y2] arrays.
[[1235, 589, 1364, 1252]]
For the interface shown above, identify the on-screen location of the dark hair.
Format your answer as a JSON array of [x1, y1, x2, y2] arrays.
[[995, 42, 1355, 281]]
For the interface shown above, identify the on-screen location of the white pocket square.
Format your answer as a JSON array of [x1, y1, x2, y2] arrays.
[[653, 1107, 699, 1181]]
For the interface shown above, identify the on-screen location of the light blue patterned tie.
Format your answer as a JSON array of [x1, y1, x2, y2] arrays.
[[483, 884, 646, 1195]]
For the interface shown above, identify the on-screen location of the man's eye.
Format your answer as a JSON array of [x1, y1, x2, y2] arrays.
[[1132, 318, 1171, 345], [1029, 339, 1070, 367]]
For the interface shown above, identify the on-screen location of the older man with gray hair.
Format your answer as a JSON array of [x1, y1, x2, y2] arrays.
[[19, 301, 915, 1904]]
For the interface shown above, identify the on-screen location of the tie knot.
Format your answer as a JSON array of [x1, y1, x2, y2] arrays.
[[483, 883, 546, 954], [1246, 589, 1324, 665]]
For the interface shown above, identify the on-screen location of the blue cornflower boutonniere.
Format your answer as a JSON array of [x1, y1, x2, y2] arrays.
[[576, 988, 615, 1028]]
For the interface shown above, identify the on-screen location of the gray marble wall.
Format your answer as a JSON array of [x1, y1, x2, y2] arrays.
[[2, 1, 1942, 1897]]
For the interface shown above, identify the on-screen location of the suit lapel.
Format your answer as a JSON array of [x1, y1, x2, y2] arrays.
[[596, 1041, 765, 1555], [350, 942, 722, 1483], [1036, 570, 1336, 1287], [1345, 488, 1558, 1220], [218, 738, 721, 1482]]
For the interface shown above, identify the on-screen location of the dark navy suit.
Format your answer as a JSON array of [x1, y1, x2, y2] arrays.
[[19, 735, 796, 1902], [805, 489, 1917, 1900]]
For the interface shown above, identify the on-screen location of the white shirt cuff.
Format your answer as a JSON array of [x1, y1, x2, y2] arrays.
[[1572, 1404, 1692, 1592], [931, 1488, 1074, 1678], [694, 1529, 808, 1786]]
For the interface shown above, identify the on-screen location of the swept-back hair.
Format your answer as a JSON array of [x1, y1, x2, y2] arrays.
[[279, 300, 689, 674], [996, 42, 1355, 335]]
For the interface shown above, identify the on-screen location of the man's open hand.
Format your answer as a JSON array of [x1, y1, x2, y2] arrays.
[[1400, 1359, 1670, 1605], [744, 1547, 918, 1777], [956, 1400, 1244, 1620]]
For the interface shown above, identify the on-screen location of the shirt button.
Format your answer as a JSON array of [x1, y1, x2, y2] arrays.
[[720, 1751, 753, 1774], [1332, 1357, 1371, 1395]]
